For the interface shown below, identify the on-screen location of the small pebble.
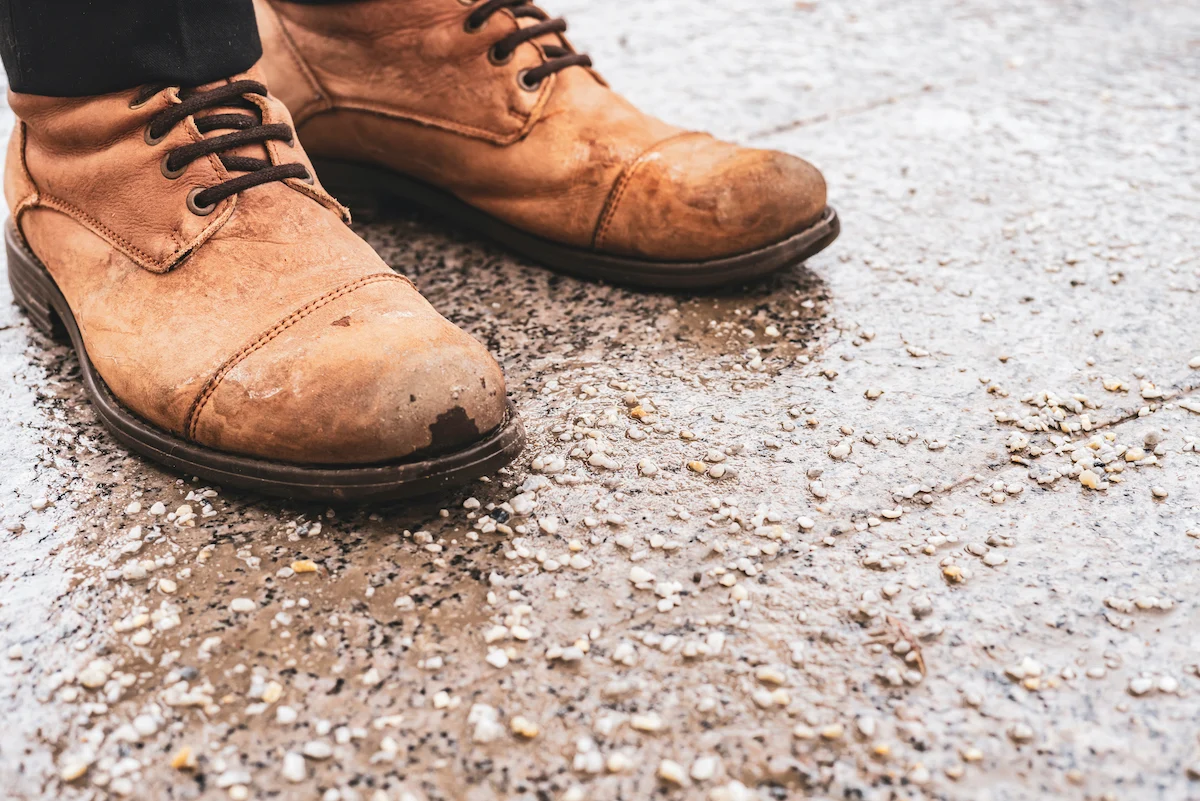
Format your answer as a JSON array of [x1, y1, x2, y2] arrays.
[[630, 713, 664, 733], [281, 752, 306, 782], [690, 756, 719, 781], [510, 716, 539, 738], [1128, 677, 1154, 696], [302, 740, 333, 760], [819, 723, 844, 740], [230, 598, 256, 613], [170, 746, 196, 770], [657, 759, 688, 786], [1008, 723, 1034, 743]]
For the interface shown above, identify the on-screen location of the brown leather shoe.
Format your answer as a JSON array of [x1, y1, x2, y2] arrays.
[[4, 71, 524, 501], [253, 0, 839, 289]]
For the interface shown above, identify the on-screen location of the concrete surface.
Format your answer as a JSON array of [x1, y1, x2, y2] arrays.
[[1, 0, 1199, 799]]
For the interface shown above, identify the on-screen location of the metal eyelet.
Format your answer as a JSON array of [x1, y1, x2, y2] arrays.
[[160, 154, 186, 180], [488, 45, 514, 66], [463, 14, 487, 33], [144, 125, 168, 146], [186, 187, 217, 217], [516, 69, 542, 92], [299, 169, 316, 186]]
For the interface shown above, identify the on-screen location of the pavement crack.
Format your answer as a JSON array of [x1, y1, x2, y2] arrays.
[[744, 78, 978, 141]]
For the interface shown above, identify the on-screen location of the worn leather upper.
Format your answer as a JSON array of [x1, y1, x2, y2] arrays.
[[254, 0, 828, 261], [5, 70, 508, 464]]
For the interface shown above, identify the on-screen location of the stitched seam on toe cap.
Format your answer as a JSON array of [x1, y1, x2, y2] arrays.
[[184, 272, 409, 439], [591, 131, 708, 250]]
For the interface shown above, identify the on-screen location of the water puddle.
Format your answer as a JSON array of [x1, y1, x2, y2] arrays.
[[670, 267, 831, 359]]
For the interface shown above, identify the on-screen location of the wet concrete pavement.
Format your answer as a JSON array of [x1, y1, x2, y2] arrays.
[[2, 0, 1199, 799]]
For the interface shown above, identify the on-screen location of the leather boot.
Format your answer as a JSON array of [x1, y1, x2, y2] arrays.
[[4, 71, 524, 501], [253, 0, 839, 289]]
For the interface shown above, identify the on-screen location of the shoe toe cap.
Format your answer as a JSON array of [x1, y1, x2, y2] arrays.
[[189, 277, 508, 465], [594, 133, 828, 261]]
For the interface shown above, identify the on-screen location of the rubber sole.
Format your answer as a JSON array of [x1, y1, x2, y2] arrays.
[[5, 219, 526, 503], [312, 159, 841, 290]]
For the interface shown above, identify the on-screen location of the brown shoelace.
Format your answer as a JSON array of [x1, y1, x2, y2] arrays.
[[465, 0, 593, 89], [133, 80, 309, 215]]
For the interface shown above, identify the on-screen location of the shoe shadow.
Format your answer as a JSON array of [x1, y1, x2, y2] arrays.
[[352, 208, 834, 370]]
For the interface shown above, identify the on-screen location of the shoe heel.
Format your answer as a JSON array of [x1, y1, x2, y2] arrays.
[[6, 219, 65, 340], [310, 159, 386, 223]]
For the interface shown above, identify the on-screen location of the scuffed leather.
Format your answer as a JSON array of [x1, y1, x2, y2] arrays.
[[190, 278, 506, 463], [593, 133, 828, 261], [255, 0, 829, 261], [256, 0, 554, 144], [4, 122, 36, 216], [5, 76, 509, 465]]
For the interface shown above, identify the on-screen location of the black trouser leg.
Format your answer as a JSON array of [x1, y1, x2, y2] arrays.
[[0, 0, 377, 98], [0, 0, 263, 97]]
